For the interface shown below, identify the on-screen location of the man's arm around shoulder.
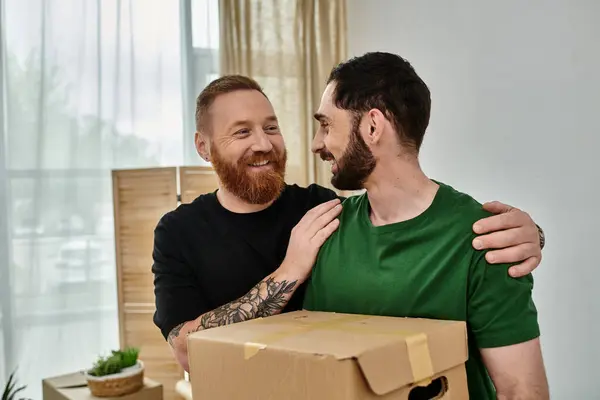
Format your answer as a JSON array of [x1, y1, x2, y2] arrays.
[[480, 337, 549, 400]]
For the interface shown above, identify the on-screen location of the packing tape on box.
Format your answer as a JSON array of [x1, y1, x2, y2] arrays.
[[243, 314, 434, 384], [243, 314, 366, 359]]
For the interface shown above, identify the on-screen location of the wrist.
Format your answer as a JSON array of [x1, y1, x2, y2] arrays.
[[536, 224, 545, 250], [274, 260, 309, 284]]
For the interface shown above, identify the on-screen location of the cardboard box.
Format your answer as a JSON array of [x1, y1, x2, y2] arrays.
[[42, 371, 163, 400], [188, 310, 469, 399]]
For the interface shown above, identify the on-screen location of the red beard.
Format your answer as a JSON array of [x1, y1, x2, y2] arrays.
[[210, 144, 287, 204]]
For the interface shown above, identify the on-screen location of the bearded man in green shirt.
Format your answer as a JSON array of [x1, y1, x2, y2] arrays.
[[303, 52, 549, 399]]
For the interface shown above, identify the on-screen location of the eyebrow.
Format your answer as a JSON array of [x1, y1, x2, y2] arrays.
[[227, 115, 278, 131], [313, 113, 330, 123]]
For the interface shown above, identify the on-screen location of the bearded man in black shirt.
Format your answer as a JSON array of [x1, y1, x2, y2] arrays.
[[152, 75, 546, 372]]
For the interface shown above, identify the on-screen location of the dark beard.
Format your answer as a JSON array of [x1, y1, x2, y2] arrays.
[[210, 144, 287, 204], [329, 118, 376, 191]]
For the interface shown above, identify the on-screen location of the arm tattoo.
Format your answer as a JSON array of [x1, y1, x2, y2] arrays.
[[167, 322, 185, 346], [194, 277, 297, 332]]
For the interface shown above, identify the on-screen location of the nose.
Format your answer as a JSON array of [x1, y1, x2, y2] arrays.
[[311, 130, 325, 154], [251, 130, 274, 153]]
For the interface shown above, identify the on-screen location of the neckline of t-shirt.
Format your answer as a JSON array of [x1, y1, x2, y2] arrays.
[[358, 180, 448, 235], [207, 186, 289, 219]]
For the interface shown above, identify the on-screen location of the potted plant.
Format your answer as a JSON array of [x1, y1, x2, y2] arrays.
[[2, 370, 31, 400], [84, 347, 144, 397]]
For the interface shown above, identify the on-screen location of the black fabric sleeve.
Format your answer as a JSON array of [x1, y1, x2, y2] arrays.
[[152, 213, 208, 340]]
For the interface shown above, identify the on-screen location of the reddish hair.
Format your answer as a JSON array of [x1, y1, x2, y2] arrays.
[[195, 75, 267, 132]]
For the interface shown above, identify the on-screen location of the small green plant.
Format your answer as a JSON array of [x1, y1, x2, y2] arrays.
[[88, 347, 140, 377], [2, 370, 31, 400]]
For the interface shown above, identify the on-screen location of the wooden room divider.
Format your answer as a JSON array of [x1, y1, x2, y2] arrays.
[[111, 166, 218, 400]]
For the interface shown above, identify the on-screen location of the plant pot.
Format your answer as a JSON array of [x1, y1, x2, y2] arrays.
[[84, 360, 144, 397]]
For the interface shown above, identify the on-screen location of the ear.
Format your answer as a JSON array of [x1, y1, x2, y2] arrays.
[[195, 131, 210, 162], [366, 109, 387, 145]]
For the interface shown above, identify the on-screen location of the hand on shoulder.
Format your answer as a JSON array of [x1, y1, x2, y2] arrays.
[[471, 201, 544, 278], [279, 199, 342, 282]]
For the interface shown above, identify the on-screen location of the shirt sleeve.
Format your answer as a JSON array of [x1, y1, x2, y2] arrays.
[[467, 250, 540, 348], [152, 213, 208, 340]]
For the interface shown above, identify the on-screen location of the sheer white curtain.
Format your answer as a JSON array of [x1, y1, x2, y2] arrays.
[[0, 0, 217, 397]]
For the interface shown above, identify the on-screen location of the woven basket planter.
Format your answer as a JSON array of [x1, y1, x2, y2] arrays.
[[84, 360, 144, 397]]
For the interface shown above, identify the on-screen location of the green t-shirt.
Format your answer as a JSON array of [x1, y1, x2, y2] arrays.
[[303, 181, 540, 399]]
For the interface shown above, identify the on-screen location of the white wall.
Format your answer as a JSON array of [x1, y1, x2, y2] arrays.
[[347, 1, 599, 398]]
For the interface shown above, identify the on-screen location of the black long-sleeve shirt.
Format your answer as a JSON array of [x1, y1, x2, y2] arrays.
[[152, 183, 338, 339]]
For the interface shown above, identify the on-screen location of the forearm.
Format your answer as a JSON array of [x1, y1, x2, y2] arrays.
[[167, 266, 302, 371], [193, 267, 301, 330], [494, 365, 549, 400], [496, 385, 549, 400], [481, 338, 549, 400]]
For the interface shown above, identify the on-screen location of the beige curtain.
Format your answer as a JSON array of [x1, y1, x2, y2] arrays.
[[219, 0, 347, 189]]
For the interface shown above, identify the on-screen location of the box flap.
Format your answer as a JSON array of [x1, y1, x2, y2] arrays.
[[44, 372, 88, 388], [355, 318, 468, 395], [189, 310, 468, 395]]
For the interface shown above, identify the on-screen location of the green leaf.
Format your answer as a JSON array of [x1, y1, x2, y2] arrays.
[[2, 369, 30, 400], [88, 347, 140, 377]]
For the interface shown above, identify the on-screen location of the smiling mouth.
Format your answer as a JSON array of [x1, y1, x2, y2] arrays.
[[319, 151, 336, 165], [248, 160, 270, 167], [321, 155, 338, 174], [319, 150, 334, 162]]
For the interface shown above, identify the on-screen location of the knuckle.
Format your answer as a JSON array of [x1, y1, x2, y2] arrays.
[[529, 242, 539, 253], [317, 213, 333, 226], [326, 206, 341, 218], [316, 207, 332, 219], [321, 225, 333, 237], [314, 231, 326, 243], [498, 213, 509, 227], [489, 250, 503, 264], [511, 263, 523, 273], [327, 208, 341, 219], [527, 242, 538, 252], [506, 229, 520, 246], [326, 206, 339, 216], [306, 209, 318, 220], [518, 247, 529, 260], [484, 237, 494, 249], [477, 235, 489, 248], [516, 210, 530, 224], [523, 260, 536, 274], [530, 225, 540, 240], [509, 210, 522, 224], [311, 203, 328, 214]]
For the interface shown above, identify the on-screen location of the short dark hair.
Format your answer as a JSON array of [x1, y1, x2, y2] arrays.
[[327, 52, 431, 152], [195, 75, 267, 132]]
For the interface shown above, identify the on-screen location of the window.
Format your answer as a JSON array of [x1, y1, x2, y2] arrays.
[[181, 0, 220, 165], [0, 1, 220, 397]]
